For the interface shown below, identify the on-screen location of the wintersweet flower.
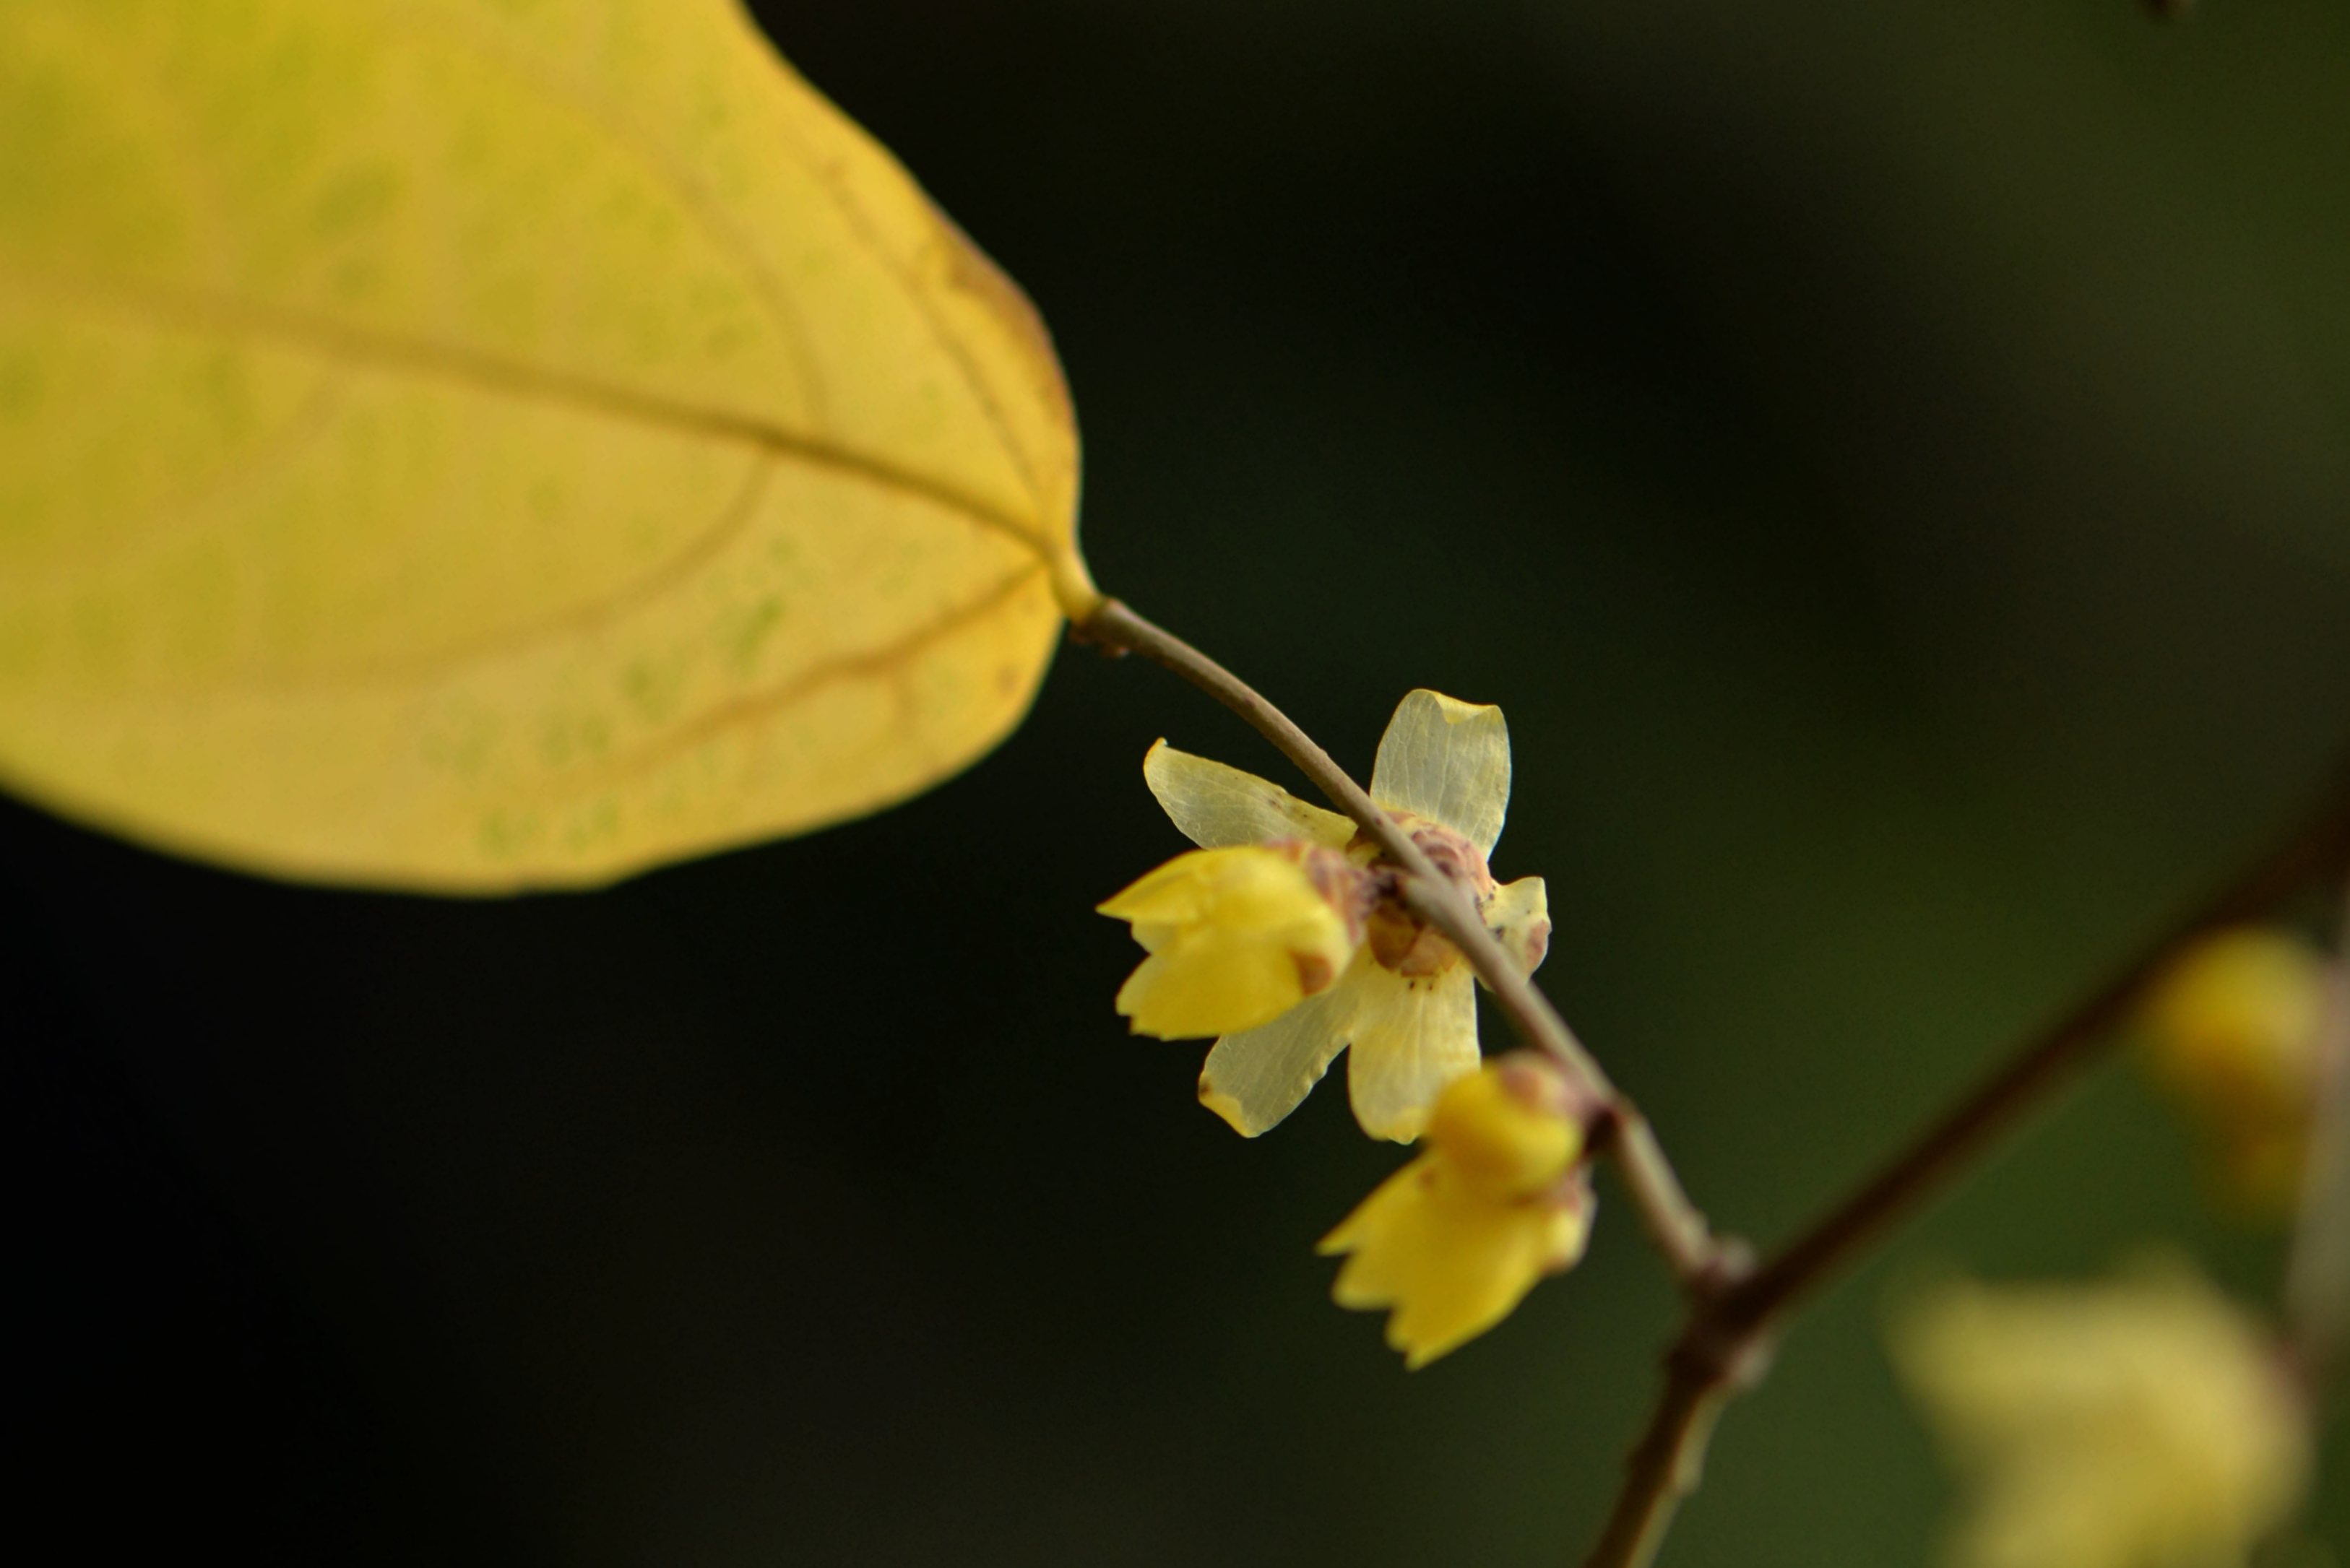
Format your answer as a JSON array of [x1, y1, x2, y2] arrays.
[[1892, 1265, 2312, 1568], [1103, 688, 1552, 1142], [2138, 927, 2332, 1210], [1319, 1053, 1594, 1367]]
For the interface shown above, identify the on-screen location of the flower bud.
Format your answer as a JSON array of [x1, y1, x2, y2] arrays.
[[2143, 927, 2328, 1111], [2139, 927, 2331, 1210], [1319, 1055, 1597, 1367], [1425, 1052, 1582, 1203]]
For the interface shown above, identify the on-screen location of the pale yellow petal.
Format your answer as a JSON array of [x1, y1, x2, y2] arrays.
[[1963, 1457, 2161, 1568], [1368, 690, 1510, 854], [1892, 1266, 2312, 1568], [1347, 965, 1479, 1143], [1142, 740, 1355, 851], [1482, 875, 1552, 979], [1198, 969, 1367, 1136]]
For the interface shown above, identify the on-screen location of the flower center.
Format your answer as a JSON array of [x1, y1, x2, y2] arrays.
[[1354, 814, 1498, 979]]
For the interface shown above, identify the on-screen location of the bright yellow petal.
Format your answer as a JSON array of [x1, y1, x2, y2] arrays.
[[1368, 690, 1511, 855], [1095, 857, 1212, 925], [1198, 966, 1368, 1135], [1115, 940, 1315, 1040], [1102, 846, 1356, 1040], [1318, 1152, 1439, 1257], [1379, 1207, 1562, 1370], [1141, 740, 1355, 851], [1098, 845, 1331, 930], [1343, 964, 1479, 1143], [1321, 1157, 1562, 1369], [1482, 875, 1551, 979]]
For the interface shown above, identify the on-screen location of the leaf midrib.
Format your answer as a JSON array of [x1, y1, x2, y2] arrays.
[[3, 265, 1053, 553]]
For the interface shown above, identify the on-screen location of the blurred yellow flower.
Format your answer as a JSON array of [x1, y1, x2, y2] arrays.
[[1891, 1265, 2311, 1568], [1320, 1054, 1594, 1367], [2139, 927, 2332, 1210], [1110, 688, 1551, 1141], [1097, 844, 1360, 1039]]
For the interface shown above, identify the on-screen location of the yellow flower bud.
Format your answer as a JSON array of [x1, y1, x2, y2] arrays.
[[2139, 927, 2332, 1212], [2144, 928, 2327, 1111], [1319, 1055, 1592, 1367], [1098, 844, 1359, 1040], [1892, 1264, 2311, 1568], [1425, 1052, 1582, 1202]]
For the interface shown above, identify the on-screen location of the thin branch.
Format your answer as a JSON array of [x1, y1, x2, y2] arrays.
[[1077, 597, 1724, 1283], [1724, 770, 2350, 1331], [1578, 1340, 1742, 1568], [1582, 764, 2350, 1568]]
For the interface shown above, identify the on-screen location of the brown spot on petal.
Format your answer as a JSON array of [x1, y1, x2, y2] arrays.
[[1522, 919, 1552, 971], [1293, 950, 1335, 996], [1492, 1052, 1573, 1119]]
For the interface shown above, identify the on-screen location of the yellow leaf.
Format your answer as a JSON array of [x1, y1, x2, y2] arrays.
[[0, 0, 1098, 890]]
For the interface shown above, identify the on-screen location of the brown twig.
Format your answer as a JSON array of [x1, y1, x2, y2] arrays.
[[1581, 765, 2350, 1568], [1730, 771, 2350, 1328], [1578, 1331, 1750, 1568], [1077, 597, 1724, 1283]]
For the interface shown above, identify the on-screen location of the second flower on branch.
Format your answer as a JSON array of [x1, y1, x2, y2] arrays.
[[1098, 688, 1552, 1143]]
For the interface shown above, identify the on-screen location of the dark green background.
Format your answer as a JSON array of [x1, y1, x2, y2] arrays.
[[7, 1, 2349, 1562]]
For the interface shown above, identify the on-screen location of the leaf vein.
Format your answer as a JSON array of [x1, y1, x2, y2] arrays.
[[3, 265, 1057, 563], [399, 4, 835, 431], [581, 558, 1048, 788]]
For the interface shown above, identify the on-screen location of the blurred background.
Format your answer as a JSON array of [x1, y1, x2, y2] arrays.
[[7, 0, 2350, 1561]]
